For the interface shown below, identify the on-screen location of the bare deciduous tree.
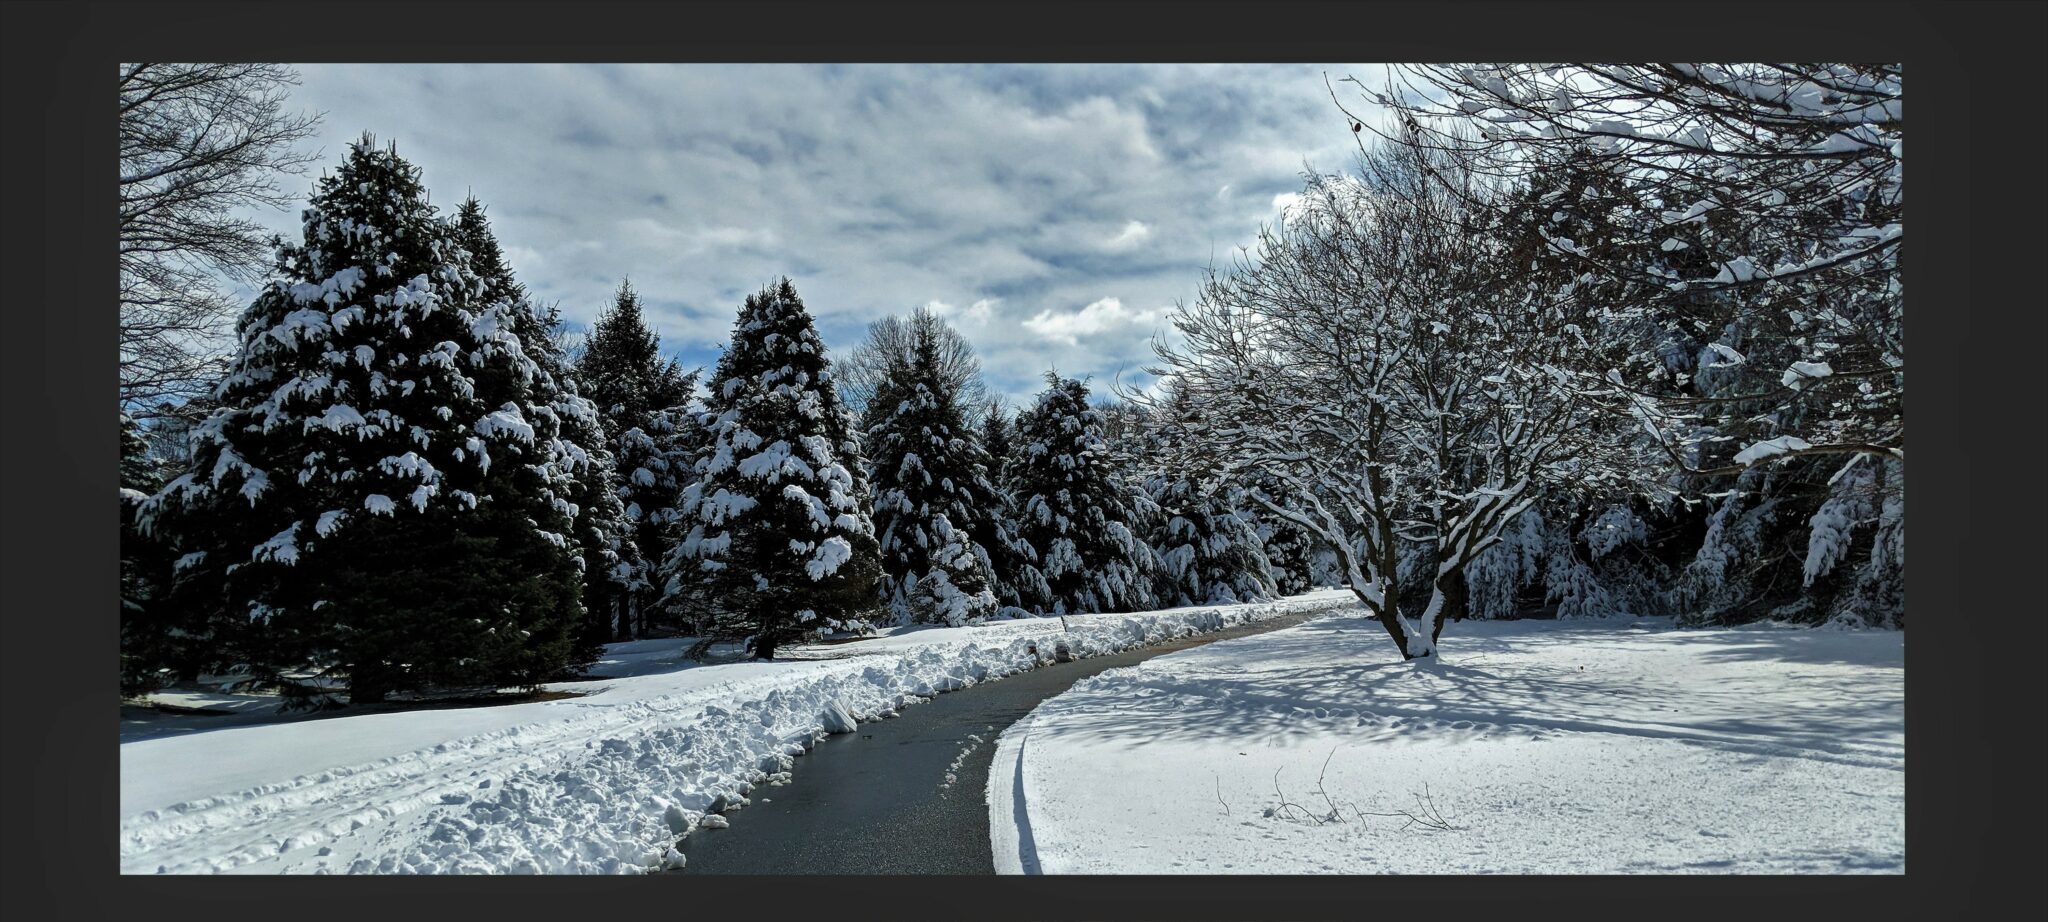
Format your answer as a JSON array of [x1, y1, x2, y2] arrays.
[[836, 306, 990, 417], [119, 62, 321, 416], [1345, 64, 1903, 476], [1143, 131, 1634, 659]]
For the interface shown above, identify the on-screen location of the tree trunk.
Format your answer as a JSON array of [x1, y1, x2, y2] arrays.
[[1431, 568, 1468, 644], [754, 632, 779, 661], [1359, 583, 1429, 659]]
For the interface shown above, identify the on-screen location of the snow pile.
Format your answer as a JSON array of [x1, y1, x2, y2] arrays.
[[991, 613, 1904, 874], [120, 590, 1353, 874]]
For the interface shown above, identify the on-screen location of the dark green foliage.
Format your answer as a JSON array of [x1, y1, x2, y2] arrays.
[[665, 279, 882, 658], [1010, 373, 1152, 615], [611, 402, 706, 634], [121, 414, 175, 697], [137, 136, 590, 703], [575, 280, 701, 635], [577, 280, 691, 432], [1142, 474, 1276, 606], [454, 198, 642, 652], [861, 310, 1007, 622]]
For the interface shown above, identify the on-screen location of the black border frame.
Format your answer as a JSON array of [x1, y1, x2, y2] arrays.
[[7, 2, 2045, 920]]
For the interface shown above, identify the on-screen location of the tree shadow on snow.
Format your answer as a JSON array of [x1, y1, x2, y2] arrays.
[[1030, 616, 1903, 771]]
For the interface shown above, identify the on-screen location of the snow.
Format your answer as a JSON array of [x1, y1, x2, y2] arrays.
[[1733, 435, 1813, 465], [1782, 360, 1834, 389], [119, 590, 1351, 874], [820, 699, 859, 734], [473, 405, 536, 444], [990, 612, 1903, 874], [804, 535, 854, 579]]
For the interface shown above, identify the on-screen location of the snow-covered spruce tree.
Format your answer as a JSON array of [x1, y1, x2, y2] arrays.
[[1009, 373, 1154, 616], [976, 399, 1047, 611], [609, 398, 704, 633], [1142, 473, 1276, 606], [907, 514, 1000, 625], [980, 400, 1018, 490], [121, 413, 177, 696], [663, 279, 882, 658], [1236, 474, 1324, 596], [1128, 382, 1275, 606], [575, 280, 699, 635], [859, 308, 1009, 623], [139, 136, 588, 703], [454, 197, 643, 652], [576, 280, 693, 430]]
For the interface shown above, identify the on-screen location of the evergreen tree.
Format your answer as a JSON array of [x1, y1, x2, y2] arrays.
[[976, 400, 1045, 611], [577, 280, 690, 430], [1143, 475, 1276, 607], [1010, 373, 1152, 615], [980, 401, 1016, 490], [1130, 383, 1277, 606], [575, 280, 700, 635], [1257, 515, 1317, 596], [454, 198, 643, 651], [139, 136, 589, 703], [611, 398, 705, 634], [860, 310, 1008, 623], [907, 514, 999, 625], [121, 413, 174, 696], [663, 279, 882, 658]]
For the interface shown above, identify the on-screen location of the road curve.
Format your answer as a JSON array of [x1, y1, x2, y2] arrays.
[[671, 607, 1333, 874]]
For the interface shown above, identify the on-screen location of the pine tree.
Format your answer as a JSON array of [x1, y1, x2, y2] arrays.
[[454, 197, 643, 651], [577, 280, 690, 430], [860, 310, 1009, 623], [139, 136, 589, 703], [1130, 383, 1276, 606], [907, 515, 999, 625], [981, 401, 1016, 490], [663, 279, 882, 658], [976, 400, 1044, 611], [1010, 373, 1153, 615], [1258, 514, 1317, 596], [1143, 475, 1276, 607], [575, 280, 700, 634], [121, 413, 175, 696], [611, 397, 705, 633]]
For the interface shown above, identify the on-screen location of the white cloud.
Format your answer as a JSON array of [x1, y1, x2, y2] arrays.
[[234, 62, 1391, 404], [927, 298, 997, 326], [1103, 219, 1152, 250], [615, 217, 776, 255], [1023, 296, 1169, 347]]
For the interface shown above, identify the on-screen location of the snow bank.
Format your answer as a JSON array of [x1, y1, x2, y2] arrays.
[[120, 590, 1353, 875], [991, 613, 1904, 874]]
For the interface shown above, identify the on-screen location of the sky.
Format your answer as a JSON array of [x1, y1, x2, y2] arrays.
[[248, 63, 1393, 407]]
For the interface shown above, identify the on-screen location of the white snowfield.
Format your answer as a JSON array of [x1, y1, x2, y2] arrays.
[[990, 612, 1904, 874], [119, 590, 1353, 875]]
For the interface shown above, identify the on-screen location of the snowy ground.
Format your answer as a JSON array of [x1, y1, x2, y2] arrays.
[[989, 612, 1904, 874], [119, 590, 1353, 874]]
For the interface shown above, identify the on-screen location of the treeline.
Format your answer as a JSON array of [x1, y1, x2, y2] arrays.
[[118, 136, 1311, 701], [118, 61, 1906, 690]]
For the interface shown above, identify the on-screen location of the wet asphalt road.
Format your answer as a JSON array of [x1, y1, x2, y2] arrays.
[[671, 609, 1330, 875]]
